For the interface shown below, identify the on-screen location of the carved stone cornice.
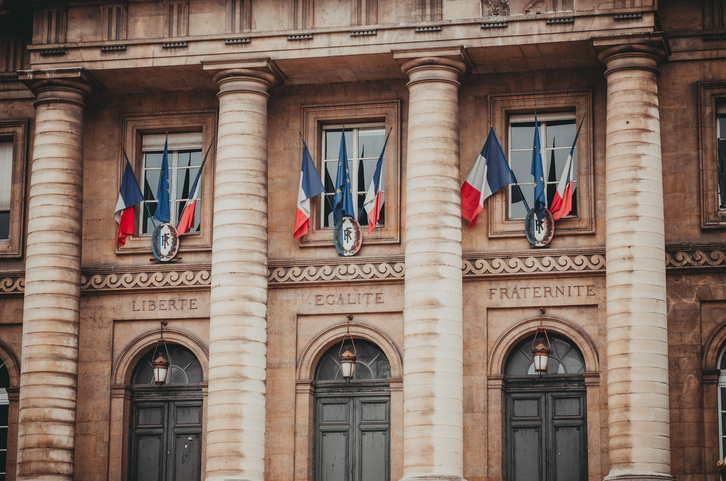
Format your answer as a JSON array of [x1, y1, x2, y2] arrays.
[[463, 249, 606, 279], [2, 245, 726, 294], [665, 244, 726, 270]]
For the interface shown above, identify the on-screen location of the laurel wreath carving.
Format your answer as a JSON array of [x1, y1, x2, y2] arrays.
[[0, 248, 723, 294]]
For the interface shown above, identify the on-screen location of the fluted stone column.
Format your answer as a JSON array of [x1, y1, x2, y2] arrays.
[[16, 69, 98, 481], [205, 65, 274, 481], [398, 53, 467, 481], [598, 39, 674, 481]]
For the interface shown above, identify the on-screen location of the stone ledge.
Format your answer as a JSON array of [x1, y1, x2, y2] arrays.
[[1, 246, 725, 294]]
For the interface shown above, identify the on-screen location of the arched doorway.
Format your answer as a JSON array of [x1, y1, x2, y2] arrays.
[[128, 344, 204, 481], [314, 339, 391, 481], [504, 334, 587, 481]]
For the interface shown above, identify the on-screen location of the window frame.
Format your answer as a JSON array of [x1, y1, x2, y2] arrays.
[[139, 133, 204, 236], [119, 111, 216, 253], [319, 123, 387, 229], [489, 91, 594, 237], [301, 101, 401, 247], [0, 120, 27, 258], [718, 347, 726, 459], [507, 113, 579, 221], [698, 82, 726, 229]]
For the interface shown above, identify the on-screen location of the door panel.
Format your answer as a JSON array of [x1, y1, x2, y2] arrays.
[[321, 431, 349, 481], [315, 389, 390, 481], [505, 382, 587, 481], [130, 393, 202, 481]]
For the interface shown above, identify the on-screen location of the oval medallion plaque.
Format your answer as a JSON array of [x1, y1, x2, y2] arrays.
[[151, 222, 179, 262], [334, 216, 362, 257], [525, 208, 554, 248]]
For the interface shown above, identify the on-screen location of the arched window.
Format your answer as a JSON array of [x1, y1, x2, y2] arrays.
[[0, 360, 9, 480], [505, 333, 586, 376], [315, 339, 391, 382], [717, 348, 726, 458], [131, 344, 203, 385]]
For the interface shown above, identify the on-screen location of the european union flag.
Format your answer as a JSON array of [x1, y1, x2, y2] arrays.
[[153, 138, 171, 224], [531, 117, 546, 221], [333, 130, 354, 225]]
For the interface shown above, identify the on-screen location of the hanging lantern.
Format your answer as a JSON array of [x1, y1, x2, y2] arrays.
[[151, 321, 171, 385], [152, 351, 170, 385], [338, 314, 357, 383], [531, 307, 551, 376]]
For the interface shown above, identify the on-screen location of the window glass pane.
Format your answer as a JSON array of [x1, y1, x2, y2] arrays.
[[719, 138, 726, 209], [509, 151, 531, 184], [325, 130, 340, 160], [505, 334, 585, 376], [358, 129, 385, 158], [0, 142, 11, 240], [144, 152, 163, 169], [511, 123, 535, 150], [546, 120, 576, 147]]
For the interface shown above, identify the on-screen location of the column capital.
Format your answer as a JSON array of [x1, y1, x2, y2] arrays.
[[18, 67, 103, 108], [592, 34, 669, 76], [393, 47, 470, 87], [202, 58, 284, 90]]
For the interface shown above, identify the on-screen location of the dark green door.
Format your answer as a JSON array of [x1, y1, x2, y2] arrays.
[[314, 339, 392, 481]]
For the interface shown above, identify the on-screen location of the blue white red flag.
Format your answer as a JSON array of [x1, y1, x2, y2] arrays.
[[293, 140, 326, 239], [115, 157, 145, 247], [550, 119, 583, 221], [461, 128, 514, 228], [177, 140, 214, 235], [333, 130, 355, 225], [363, 131, 390, 234], [153, 138, 171, 224]]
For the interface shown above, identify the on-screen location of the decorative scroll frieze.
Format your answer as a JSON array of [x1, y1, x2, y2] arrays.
[[81, 269, 211, 292], [268, 261, 405, 285], [0, 273, 24, 294], [666, 247, 726, 269], [463, 251, 606, 278], [3, 247, 726, 294]]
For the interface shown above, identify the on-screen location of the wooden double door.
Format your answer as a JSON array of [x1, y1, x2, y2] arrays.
[[129, 387, 203, 481], [314, 385, 390, 481], [505, 378, 588, 481]]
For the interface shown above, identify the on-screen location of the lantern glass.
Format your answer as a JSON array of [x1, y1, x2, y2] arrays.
[[533, 351, 549, 373], [339, 346, 357, 383], [152, 352, 170, 385]]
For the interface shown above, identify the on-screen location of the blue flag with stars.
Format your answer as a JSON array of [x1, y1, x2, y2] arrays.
[[531, 117, 546, 221], [333, 130, 354, 224], [153, 138, 171, 224]]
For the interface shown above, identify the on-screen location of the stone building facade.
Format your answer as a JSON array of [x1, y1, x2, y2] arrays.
[[0, 0, 724, 480]]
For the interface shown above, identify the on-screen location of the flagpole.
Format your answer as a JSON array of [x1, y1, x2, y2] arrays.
[[123, 149, 157, 230]]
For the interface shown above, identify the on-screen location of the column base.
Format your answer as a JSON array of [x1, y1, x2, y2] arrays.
[[604, 473, 675, 481]]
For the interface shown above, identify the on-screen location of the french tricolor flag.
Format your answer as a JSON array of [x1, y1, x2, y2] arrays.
[[550, 120, 583, 221], [177, 140, 214, 235], [363, 131, 390, 234], [115, 158, 145, 247], [461, 128, 514, 228], [293, 140, 326, 240]]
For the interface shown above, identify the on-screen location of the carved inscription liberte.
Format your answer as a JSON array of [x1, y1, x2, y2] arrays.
[[315, 293, 384, 306], [132, 299, 199, 311], [488, 285, 596, 300]]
